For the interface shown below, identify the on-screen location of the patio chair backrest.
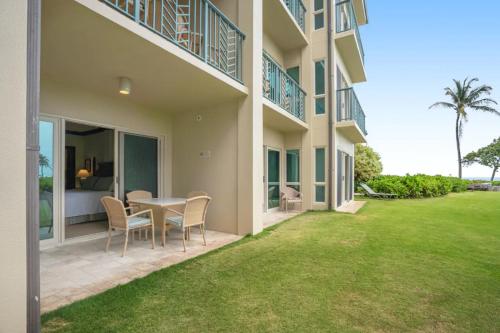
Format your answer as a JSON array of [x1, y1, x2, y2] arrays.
[[187, 191, 208, 198], [360, 183, 376, 195], [101, 196, 128, 230], [183, 196, 211, 227], [126, 190, 152, 213], [127, 190, 153, 201], [281, 186, 301, 199]]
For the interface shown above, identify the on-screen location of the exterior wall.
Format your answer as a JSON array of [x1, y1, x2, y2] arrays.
[[41, 76, 174, 198], [336, 132, 355, 156], [0, 1, 28, 331], [309, 5, 330, 210], [237, 0, 264, 235], [263, 32, 285, 65], [172, 104, 239, 234]]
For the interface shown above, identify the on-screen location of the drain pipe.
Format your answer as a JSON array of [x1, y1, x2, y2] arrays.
[[27, 0, 41, 330], [326, 0, 334, 210]]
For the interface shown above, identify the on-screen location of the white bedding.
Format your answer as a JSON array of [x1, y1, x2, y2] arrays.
[[65, 190, 112, 218]]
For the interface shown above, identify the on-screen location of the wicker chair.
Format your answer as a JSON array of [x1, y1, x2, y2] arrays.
[[165, 196, 211, 252], [187, 191, 208, 198], [280, 187, 303, 213], [126, 190, 153, 240], [184, 191, 208, 239], [101, 196, 155, 257]]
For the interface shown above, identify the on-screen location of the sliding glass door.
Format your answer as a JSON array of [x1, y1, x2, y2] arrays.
[[286, 149, 300, 191], [119, 133, 159, 200], [39, 118, 60, 245], [266, 148, 281, 210]]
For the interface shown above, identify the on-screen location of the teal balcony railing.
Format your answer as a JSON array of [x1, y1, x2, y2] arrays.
[[337, 88, 367, 135], [335, 0, 364, 64], [102, 0, 245, 82], [284, 0, 306, 32], [263, 52, 306, 122]]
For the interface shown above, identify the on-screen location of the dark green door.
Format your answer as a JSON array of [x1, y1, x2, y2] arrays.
[[267, 149, 280, 210], [123, 134, 158, 197]]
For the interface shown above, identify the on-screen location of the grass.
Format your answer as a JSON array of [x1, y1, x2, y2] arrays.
[[42, 192, 500, 333]]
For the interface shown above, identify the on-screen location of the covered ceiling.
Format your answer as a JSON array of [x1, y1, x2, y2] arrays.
[[41, 0, 247, 113]]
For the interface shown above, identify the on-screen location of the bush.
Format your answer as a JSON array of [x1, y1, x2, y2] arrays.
[[366, 174, 470, 199], [39, 177, 53, 193], [354, 144, 383, 183]]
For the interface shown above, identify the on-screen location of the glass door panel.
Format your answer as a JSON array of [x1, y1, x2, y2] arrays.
[[120, 133, 158, 199], [39, 120, 55, 241], [286, 149, 300, 191], [267, 149, 280, 210]]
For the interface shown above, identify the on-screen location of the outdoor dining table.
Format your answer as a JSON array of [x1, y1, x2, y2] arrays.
[[127, 197, 187, 247]]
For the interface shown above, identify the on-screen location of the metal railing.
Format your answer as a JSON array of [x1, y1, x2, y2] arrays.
[[335, 0, 364, 64], [284, 0, 306, 32], [263, 52, 306, 122], [337, 88, 367, 135], [102, 0, 245, 82]]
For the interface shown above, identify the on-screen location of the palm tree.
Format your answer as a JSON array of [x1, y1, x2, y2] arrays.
[[429, 78, 499, 178], [39, 153, 51, 177]]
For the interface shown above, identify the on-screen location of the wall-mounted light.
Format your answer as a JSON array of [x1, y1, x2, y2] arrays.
[[119, 77, 131, 95]]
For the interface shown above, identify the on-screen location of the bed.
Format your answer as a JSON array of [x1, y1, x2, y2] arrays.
[[65, 174, 114, 225]]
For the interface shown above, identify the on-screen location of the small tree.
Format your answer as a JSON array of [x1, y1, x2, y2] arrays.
[[39, 153, 51, 177], [355, 144, 383, 183], [463, 137, 500, 181]]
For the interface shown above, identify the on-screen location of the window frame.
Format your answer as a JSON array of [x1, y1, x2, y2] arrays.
[[314, 59, 327, 116], [285, 149, 301, 191], [314, 147, 327, 203], [313, 0, 325, 30]]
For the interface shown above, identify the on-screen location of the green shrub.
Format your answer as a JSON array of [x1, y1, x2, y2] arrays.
[[492, 181, 500, 186], [39, 177, 53, 193], [366, 175, 469, 199]]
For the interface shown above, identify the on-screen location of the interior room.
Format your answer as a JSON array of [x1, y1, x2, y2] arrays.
[[64, 121, 114, 239]]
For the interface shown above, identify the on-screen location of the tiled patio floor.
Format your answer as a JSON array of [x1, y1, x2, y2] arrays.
[[336, 200, 366, 214], [40, 229, 242, 313], [263, 210, 302, 228]]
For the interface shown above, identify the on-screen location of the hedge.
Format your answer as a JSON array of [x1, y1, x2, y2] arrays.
[[365, 174, 470, 199]]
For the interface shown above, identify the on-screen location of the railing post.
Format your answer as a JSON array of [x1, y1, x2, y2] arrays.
[[204, 0, 209, 62], [134, 0, 140, 22]]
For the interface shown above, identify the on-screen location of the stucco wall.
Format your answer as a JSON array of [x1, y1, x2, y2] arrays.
[[0, 1, 28, 331], [336, 132, 355, 156], [172, 104, 239, 234]]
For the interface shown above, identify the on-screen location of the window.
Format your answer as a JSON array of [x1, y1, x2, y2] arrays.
[[315, 148, 326, 203], [286, 149, 300, 191], [313, 0, 324, 30], [314, 60, 326, 115]]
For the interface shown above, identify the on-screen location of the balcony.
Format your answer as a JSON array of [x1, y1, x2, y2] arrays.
[[335, 0, 366, 83], [263, 52, 308, 132], [42, 0, 248, 114], [284, 0, 307, 32], [102, 0, 245, 82], [263, 0, 308, 52], [336, 88, 367, 143], [352, 0, 368, 26]]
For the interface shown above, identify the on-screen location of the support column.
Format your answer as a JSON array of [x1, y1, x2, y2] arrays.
[[0, 0, 32, 332], [237, 0, 263, 235]]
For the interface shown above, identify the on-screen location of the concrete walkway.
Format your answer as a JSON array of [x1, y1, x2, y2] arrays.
[[336, 200, 366, 214]]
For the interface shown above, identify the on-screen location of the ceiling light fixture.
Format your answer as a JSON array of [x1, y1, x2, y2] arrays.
[[119, 77, 131, 95]]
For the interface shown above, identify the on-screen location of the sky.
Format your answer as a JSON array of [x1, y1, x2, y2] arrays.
[[355, 0, 500, 179]]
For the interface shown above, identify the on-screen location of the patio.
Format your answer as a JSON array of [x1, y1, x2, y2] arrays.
[[40, 228, 241, 313], [40, 208, 302, 314]]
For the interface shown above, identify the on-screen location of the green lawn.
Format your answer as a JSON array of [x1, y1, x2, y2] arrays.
[[42, 192, 500, 333]]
